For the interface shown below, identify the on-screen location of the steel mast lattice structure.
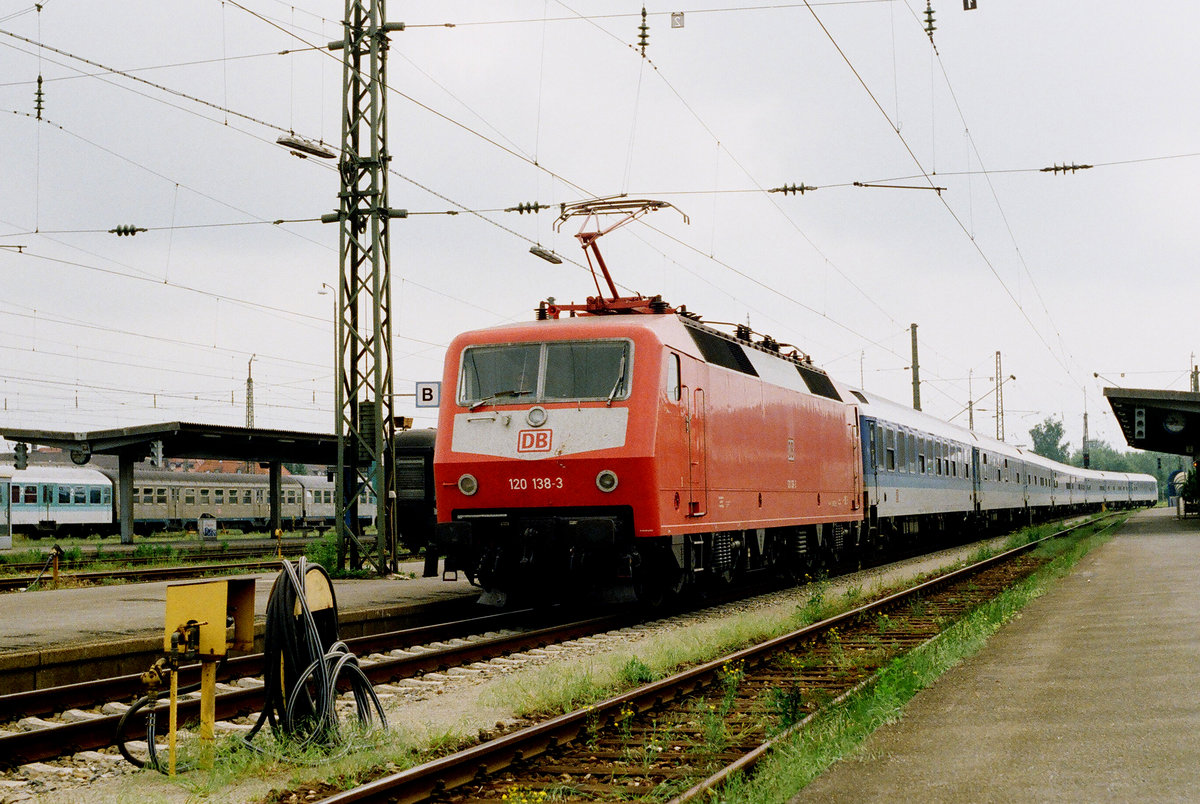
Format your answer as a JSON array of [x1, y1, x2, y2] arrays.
[[323, 1, 405, 573]]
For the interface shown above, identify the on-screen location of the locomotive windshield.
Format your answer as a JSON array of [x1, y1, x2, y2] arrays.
[[459, 340, 632, 406]]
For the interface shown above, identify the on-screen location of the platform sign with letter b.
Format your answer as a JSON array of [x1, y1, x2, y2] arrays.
[[415, 381, 441, 408]]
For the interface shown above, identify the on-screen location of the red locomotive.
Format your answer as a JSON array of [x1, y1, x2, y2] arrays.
[[435, 199, 863, 605]]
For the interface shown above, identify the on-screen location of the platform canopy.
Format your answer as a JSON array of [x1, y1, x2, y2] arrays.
[[0, 422, 338, 466], [1103, 388, 1200, 458]]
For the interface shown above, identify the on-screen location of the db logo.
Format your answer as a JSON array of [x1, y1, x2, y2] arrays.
[[517, 429, 553, 453]]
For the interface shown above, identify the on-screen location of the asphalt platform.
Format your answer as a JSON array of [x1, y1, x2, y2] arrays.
[[790, 506, 1200, 803], [0, 558, 479, 691]]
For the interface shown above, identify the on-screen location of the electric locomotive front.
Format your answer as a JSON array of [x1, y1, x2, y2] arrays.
[[435, 315, 669, 605]]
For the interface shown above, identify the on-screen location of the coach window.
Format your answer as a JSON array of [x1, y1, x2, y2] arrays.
[[200, 488, 210, 504], [156, 488, 167, 504], [243, 489, 252, 504], [256, 489, 264, 504], [214, 489, 224, 505], [72, 486, 84, 504], [917, 439, 926, 474], [667, 353, 681, 402], [185, 488, 195, 505], [58, 486, 70, 504], [89, 487, 101, 504], [907, 434, 916, 473], [896, 430, 906, 472], [885, 428, 896, 471], [228, 488, 238, 504]]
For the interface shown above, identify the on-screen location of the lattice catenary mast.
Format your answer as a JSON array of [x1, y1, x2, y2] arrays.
[[322, 0, 406, 573]]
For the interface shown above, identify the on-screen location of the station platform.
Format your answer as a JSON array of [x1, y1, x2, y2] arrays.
[[790, 506, 1200, 802], [0, 559, 478, 691]]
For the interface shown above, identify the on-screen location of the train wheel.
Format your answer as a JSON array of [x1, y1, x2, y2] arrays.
[[633, 544, 680, 607]]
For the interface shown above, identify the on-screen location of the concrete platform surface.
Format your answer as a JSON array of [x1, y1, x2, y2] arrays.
[[0, 559, 476, 655], [790, 506, 1200, 803]]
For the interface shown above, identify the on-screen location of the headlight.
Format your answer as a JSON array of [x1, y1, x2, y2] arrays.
[[526, 406, 548, 427], [595, 469, 618, 493], [457, 474, 478, 496]]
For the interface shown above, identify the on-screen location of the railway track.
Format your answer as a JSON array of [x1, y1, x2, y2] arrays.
[[0, 542, 312, 574], [0, 606, 635, 768], [312, 514, 1120, 803], [0, 556, 300, 592]]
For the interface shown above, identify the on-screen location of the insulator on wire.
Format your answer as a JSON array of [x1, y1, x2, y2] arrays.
[[506, 202, 548, 215], [34, 74, 44, 120], [1040, 162, 1093, 175], [924, 0, 936, 38], [769, 183, 817, 195], [109, 225, 148, 236], [638, 6, 650, 55]]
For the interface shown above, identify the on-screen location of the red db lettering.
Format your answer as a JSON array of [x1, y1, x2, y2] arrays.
[[517, 429, 552, 453]]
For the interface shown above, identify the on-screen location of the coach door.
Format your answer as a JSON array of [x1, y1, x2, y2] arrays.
[[866, 420, 880, 507], [688, 387, 707, 516], [971, 447, 983, 512]]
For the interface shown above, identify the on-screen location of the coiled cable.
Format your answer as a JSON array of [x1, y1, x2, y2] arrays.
[[241, 558, 387, 757]]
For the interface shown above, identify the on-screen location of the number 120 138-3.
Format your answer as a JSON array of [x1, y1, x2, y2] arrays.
[[509, 477, 563, 490]]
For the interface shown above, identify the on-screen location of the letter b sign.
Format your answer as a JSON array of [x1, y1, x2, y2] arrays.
[[415, 382, 441, 408]]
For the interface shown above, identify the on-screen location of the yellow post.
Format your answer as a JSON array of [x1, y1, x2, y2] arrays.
[[199, 659, 218, 768], [168, 666, 178, 776]]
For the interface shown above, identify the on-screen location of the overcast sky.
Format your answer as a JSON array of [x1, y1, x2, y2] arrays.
[[0, 0, 1195, 453]]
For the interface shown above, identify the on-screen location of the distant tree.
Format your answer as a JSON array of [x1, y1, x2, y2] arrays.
[[283, 462, 309, 476], [1069, 440, 1131, 472], [1029, 417, 1069, 464]]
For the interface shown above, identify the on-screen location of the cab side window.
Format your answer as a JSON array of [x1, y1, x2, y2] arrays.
[[667, 353, 681, 402]]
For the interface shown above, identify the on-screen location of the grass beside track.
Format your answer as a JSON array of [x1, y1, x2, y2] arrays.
[[718, 515, 1122, 803]]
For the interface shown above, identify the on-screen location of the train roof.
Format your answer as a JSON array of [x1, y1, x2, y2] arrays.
[[99, 468, 306, 485], [450, 312, 845, 402], [0, 464, 112, 484]]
